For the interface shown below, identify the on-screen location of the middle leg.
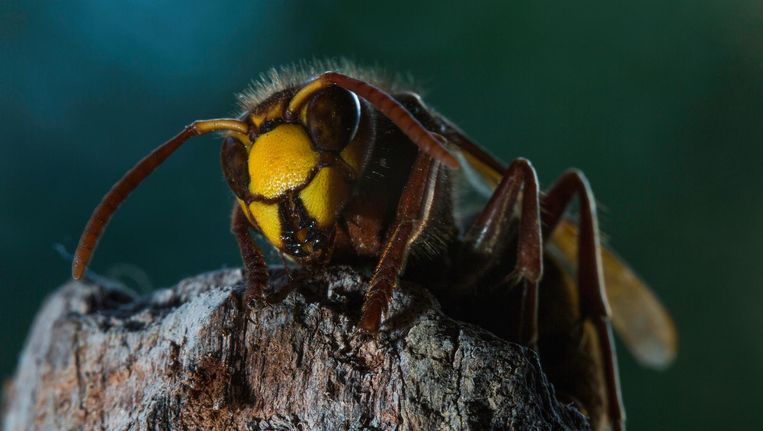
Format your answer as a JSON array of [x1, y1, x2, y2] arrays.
[[462, 157, 543, 346]]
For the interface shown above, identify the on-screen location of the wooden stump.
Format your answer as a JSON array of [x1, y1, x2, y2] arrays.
[[2, 267, 588, 430]]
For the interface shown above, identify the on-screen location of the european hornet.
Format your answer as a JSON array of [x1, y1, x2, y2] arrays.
[[72, 60, 677, 431]]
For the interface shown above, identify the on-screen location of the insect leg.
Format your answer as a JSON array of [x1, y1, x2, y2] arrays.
[[359, 152, 448, 333], [230, 201, 269, 306], [462, 158, 543, 346], [541, 170, 625, 431]]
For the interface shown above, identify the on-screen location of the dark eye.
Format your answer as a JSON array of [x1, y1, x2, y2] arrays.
[[220, 137, 250, 199], [307, 86, 360, 152]]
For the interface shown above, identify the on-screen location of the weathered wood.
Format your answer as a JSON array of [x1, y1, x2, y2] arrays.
[[2, 267, 588, 430]]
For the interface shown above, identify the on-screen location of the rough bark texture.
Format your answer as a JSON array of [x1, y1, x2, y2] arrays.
[[2, 267, 588, 430]]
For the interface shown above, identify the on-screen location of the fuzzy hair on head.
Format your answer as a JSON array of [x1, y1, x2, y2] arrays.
[[237, 58, 419, 113]]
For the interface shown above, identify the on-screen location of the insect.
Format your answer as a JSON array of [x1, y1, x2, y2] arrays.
[[72, 60, 677, 431]]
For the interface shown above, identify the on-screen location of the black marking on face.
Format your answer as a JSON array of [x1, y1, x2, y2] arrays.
[[278, 195, 331, 260]]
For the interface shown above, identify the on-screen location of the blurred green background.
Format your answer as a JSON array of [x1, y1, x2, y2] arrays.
[[2, 1, 761, 429]]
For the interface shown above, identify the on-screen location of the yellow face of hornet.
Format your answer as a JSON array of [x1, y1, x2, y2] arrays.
[[222, 85, 372, 261]]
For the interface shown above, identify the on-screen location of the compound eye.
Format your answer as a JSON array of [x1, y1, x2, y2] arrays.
[[221, 137, 250, 199], [306, 86, 360, 152]]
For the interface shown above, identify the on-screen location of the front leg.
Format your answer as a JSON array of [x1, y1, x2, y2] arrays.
[[359, 152, 449, 332], [230, 201, 269, 306]]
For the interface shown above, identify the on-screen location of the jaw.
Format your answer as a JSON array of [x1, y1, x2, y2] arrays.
[[279, 208, 336, 264]]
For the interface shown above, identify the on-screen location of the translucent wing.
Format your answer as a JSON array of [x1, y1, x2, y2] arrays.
[[547, 220, 678, 369], [444, 126, 678, 368]]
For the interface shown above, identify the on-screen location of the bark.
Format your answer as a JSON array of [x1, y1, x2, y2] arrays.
[[2, 267, 588, 430]]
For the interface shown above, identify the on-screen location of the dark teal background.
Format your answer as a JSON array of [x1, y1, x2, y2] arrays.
[[2, 1, 761, 429]]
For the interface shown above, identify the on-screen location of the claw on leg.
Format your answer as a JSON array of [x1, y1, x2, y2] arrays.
[[359, 283, 390, 333]]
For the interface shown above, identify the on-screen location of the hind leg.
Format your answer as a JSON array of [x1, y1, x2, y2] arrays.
[[541, 170, 624, 431]]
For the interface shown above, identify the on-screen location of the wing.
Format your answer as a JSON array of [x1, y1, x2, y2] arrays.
[[545, 220, 677, 368], [438, 116, 678, 369]]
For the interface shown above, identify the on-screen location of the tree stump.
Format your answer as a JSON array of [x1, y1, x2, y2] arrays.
[[2, 267, 588, 430]]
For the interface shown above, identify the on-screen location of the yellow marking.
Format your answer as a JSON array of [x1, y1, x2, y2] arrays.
[[299, 167, 350, 228], [266, 102, 284, 121], [236, 198, 255, 225], [287, 78, 330, 114], [248, 124, 319, 199], [250, 112, 267, 129], [249, 201, 282, 248], [250, 100, 287, 128], [340, 133, 371, 177]]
